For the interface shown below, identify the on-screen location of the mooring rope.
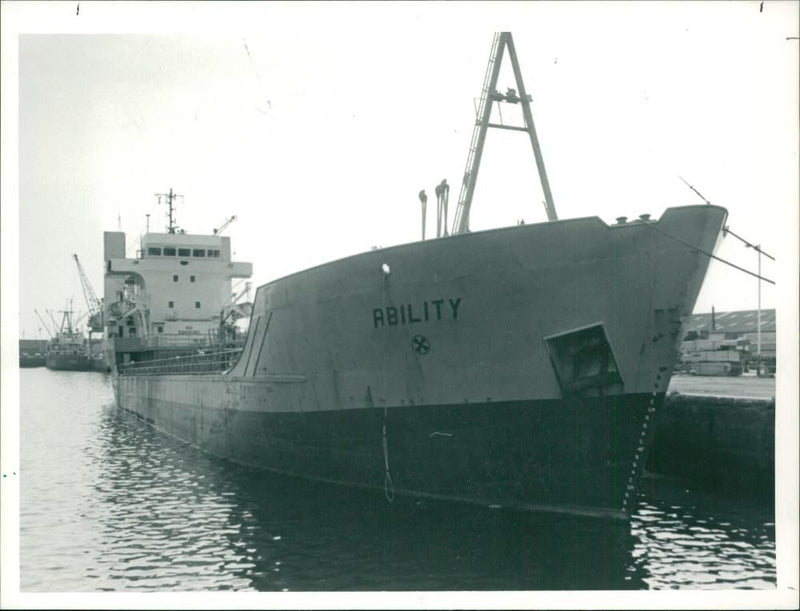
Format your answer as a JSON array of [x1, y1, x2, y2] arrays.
[[635, 219, 775, 285], [382, 406, 395, 502], [723, 226, 775, 261]]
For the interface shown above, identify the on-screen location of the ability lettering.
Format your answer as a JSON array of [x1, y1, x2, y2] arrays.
[[373, 297, 463, 328]]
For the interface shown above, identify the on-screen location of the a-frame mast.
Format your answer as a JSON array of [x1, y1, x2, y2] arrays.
[[451, 32, 557, 235]]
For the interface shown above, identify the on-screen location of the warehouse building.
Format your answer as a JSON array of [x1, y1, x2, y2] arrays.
[[680, 308, 776, 375]]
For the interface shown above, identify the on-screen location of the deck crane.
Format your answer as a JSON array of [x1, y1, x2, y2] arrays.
[[34, 308, 55, 337], [213, 215, 237, 235], [73, 254, 103, 333], [217, 281, 252, 346], [451, 32, 557, 235], [46, 309, 61, 333]]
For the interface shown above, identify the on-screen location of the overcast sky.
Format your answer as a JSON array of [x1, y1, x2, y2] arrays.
[[3, 1, 798, 340]]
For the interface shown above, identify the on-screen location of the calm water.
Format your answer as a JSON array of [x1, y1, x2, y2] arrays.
[[19, 368, 775, 592]]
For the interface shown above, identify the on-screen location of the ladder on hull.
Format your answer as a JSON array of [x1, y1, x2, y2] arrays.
[[451, 32, 558, 235]]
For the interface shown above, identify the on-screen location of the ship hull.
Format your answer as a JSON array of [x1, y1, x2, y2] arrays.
[[20, 356, 46, 368], [111, 205, 727, 518], [116, 373, 661, 518], [46, 354, 93, 371]]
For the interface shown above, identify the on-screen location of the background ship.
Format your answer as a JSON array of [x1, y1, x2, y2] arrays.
[[19, 339, 47, 368], [103, 32, 728, 519], [43, 302, 93, 372]]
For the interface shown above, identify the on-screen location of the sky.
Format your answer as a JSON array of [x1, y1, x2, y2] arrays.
[[3, 1, 797, 341]]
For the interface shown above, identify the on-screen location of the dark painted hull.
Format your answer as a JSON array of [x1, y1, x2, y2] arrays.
[[110, 205, 727, 519], [20, 356, 46, 368], [115, 373, 662, 519], [46, 354, 93, 371]]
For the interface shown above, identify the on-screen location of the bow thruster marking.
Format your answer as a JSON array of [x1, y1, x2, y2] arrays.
[[411, 335, 431, 355]]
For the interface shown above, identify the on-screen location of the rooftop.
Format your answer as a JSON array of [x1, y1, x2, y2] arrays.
[[686, 309, 776, 333]]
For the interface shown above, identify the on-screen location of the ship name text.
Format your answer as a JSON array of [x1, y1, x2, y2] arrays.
[[373, 298, 461, 329]]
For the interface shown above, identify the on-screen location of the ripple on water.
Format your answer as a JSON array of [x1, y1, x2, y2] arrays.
[[20, 369, 776, 591], [629, 487, 775, 590]]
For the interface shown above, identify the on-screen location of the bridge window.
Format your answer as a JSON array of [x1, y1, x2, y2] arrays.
[[178, 248, 191, 257], [190, 275, 196, 282], [173, 275, 179, 282], [168, 301, 174, 308], [148, 247, 162, 256], [163, 247, 176, 256], [192, 249, 205, 257], [207, 249, 220, 258], [195, 301, 201, 309]]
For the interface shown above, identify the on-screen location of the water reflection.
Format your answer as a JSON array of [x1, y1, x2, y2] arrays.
[[630, 479, 775, 590], [20, 369, 775, 592], [88, 404, 640, 591]]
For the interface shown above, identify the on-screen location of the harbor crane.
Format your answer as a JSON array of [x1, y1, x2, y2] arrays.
[[451, 32, 557, 235], [73, 254, 104, 333], [213, 215, 237, 235]]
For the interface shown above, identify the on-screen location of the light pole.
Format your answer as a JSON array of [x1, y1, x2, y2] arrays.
[[746, 243, 762, 375], [757, 245, 761, 376]]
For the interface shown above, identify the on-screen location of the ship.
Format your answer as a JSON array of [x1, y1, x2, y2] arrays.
[[19, 339, 47, 368], [45, 303, 93, 371], [103, 33, 728, 519]]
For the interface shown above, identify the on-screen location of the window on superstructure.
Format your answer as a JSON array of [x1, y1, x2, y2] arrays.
[[178, 248, 191, 257], [173, 275, 179, 282], [164, 247, 176, 256], [157, 326, 164, 333], [190, 275, 196, 282], [207, 249, 220, 258], [192, 249, 205, 257], [168, 301, 174, 308], [148, 247, 162, 256], [195, 302, 201, 309]]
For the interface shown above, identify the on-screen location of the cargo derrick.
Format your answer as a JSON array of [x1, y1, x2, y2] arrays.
[[452, 32, 557, 235], [74, 253, 103, 334]]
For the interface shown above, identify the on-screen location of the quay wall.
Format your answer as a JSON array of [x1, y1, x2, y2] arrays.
[[649, 392, 774, 496]]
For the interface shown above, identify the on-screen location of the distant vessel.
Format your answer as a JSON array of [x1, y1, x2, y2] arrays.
[[104, 33, 727, 519], [19, 340, 47, 368], [45, 303, 92, 372], [19, 354, 46, 368]]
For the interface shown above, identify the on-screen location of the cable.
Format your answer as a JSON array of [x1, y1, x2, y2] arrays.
[[635, 220, 775, 285], [723, 226, 775, 261], [382, 406, 394, 502], [677, 176, 775, 262]]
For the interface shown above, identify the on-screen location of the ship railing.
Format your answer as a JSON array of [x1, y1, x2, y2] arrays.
[[119, 349, 242, 376]]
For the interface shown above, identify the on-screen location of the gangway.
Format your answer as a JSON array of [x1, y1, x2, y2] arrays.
[[451, 32, 558, 235]]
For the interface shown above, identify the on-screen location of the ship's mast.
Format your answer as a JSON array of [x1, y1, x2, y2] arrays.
[[59, 299, 76, 334], [155, 188, 182, 234], [451, 32, 557, 235]]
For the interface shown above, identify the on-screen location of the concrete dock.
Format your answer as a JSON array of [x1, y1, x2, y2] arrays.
[[667, 373, 776, 399], [650, 374, 775, 497]]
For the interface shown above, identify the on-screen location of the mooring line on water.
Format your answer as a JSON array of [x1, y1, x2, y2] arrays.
[[636, 219, 775, 285], [382, 405, 394, 502], [379, 263, 395, 503]]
